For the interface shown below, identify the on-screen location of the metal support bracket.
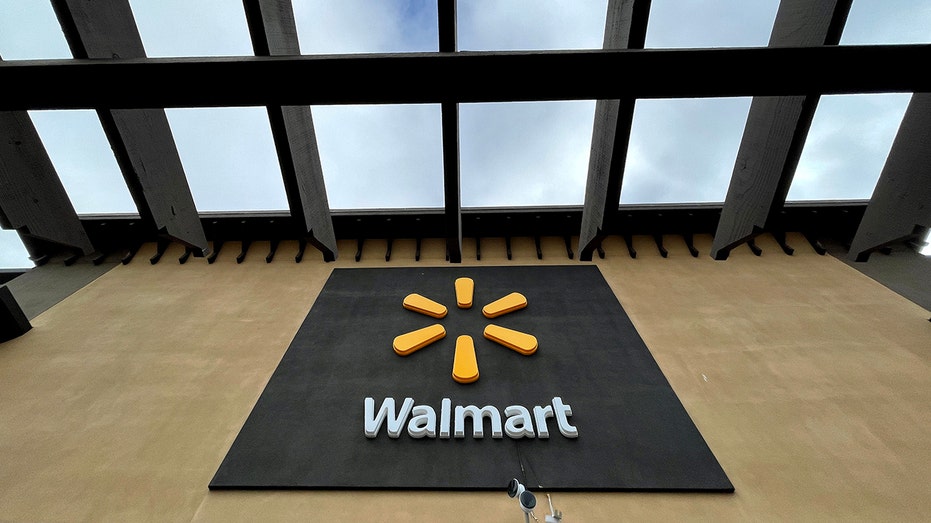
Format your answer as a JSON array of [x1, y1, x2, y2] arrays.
[[207, 241, 224, 264], [653, 234, 668, 258], [803, 233, 827, 255], [178, 247, 193, 264], [121, 245, 139, 265], [236, 240, 252, 264], [683, 233, 699, 257], [772, 231, 795, 255], [624, 235, 637, 259], [266, 239, 279, 263], [149, 239, 170, 265], [295, 238, 306, 263], [63, 250, 81, 266]]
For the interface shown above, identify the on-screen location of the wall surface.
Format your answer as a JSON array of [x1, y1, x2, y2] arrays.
[[0, 234, 928, 522]]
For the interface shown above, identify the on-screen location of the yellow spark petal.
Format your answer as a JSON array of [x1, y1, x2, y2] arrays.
[[403, 293, 448, 319], [452, 335, 480, 384], [455, 277, 474, 309], [482, 292, 527, 318], [483, 324, 537, 355], [393, 324, 446, 356]]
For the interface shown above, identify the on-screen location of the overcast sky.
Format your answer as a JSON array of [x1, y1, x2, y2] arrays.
[[2, 0, 930, 267]]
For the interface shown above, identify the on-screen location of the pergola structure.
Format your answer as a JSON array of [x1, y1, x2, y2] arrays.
[[1, 0, 929, 267]]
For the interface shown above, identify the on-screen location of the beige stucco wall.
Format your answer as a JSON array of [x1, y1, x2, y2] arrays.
[[0, 234, 928, 522]]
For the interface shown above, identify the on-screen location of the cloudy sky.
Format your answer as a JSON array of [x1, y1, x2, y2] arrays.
[[2, 0, 930, 267]]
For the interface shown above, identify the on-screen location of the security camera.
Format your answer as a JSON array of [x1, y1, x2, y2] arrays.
[[519, 490, 537, 514], [507, 479, 538, 521], [507, 478, 524, 499]]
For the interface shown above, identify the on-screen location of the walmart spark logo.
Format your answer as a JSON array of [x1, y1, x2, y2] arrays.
[[392, 277, 538, 384]]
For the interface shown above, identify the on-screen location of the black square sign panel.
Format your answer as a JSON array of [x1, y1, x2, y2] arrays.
[[210, 266, 733, 491]]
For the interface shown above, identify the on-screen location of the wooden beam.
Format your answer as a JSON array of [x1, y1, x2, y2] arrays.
[[439, 0, 461, 263], [243, 0, 337, 261], [51, 0, 208, 254], [442, 102, 461, 263], [847, 93, 931, 261], [0, 109, 93, 255], [1, 45, 927, 111], [579, 0, 650, 261], [0, 285, 31, 343], [711, 0, 852, 260]]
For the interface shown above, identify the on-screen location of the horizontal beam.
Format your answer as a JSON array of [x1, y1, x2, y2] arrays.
[[0, 45, 927, 110], [76, 201, 868, 255]]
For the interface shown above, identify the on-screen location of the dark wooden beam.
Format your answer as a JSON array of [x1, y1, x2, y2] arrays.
[[0, 285, 31, 343], [0, 109, 93, 255], [710, 0, 852, 260], [243, 0, 337, 261], [439, 0, 461, 263], [847, 93, 931, 261], [51, 0, 208, 254], [579, 0, 650, 261], [1, 45, 927, 111]]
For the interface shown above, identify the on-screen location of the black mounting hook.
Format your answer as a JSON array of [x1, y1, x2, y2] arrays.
[[121, 245, 139, 265], [772, 232, 794, 255], [295, 238, 306, 263], [207, 241, 224, 264], [178, 247, 193, 264], [683, 233, 699, 257], [150, 239, 170, 265], [653, 234, 668, 258], [236, 240, 252, 264], [266, 240, 280, 263], [624, 235, 637, 259]]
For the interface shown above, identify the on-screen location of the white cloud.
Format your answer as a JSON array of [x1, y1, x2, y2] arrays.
[[166, 107, 288, 211], [28, 111, 136, 214], [129, 0, 253, 57], [843, 0, 931, 45], [460, 101, 595, 207], [294, 0, 438, 54], [458, 0, 607, 51], [645, 0, 779, 48], [789, 94, 912, 201], [314, 104, 444, 209], [0, 230, 31, 269], [0, 0, 70, 59], [623, 97, 751, 204]]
